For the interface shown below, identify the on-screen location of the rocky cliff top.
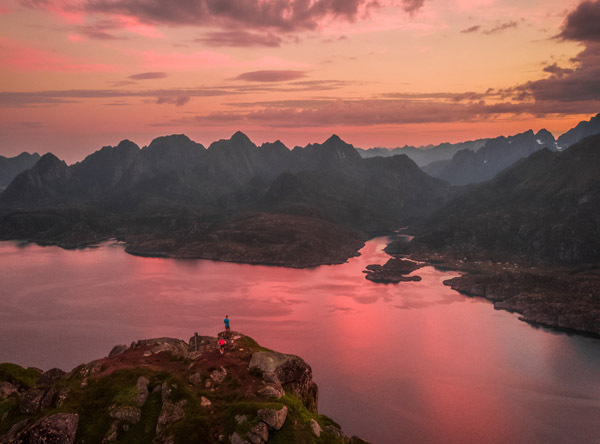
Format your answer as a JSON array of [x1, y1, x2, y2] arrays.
[[0, 333, 369, 444]]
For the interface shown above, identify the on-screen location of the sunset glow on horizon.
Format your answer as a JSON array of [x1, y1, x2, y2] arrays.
[[1, 0, 599, 163]]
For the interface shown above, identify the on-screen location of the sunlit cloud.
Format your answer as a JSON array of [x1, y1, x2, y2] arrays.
[[233, 70, 307, 82], [0, 37, 116, 72]]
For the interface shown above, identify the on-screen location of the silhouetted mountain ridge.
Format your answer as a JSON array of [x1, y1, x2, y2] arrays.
[[416, 134, 600, 264], [0, 152, 41, 188]]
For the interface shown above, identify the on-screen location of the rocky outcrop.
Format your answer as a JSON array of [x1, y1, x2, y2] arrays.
[[250, 351, 318, 412], [364, 258, 423, 283], [11, 413, 79, 444], [0, 333, 370, 444]]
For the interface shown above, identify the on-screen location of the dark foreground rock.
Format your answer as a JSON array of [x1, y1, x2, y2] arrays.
[[410, 251, 600, 336], [0, 333, 370, 444], [364, 258, 423, 283]]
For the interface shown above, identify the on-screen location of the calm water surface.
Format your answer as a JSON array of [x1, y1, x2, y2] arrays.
[[0, 238, 598, 444]]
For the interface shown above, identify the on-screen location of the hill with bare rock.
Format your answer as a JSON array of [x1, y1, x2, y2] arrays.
[[0, 333, 370, 444]]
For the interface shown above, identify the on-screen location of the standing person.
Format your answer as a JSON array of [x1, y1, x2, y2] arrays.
[[224, 315, 230, 334]]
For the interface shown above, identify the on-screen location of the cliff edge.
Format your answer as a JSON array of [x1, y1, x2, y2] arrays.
[[0, 333, 369, 444]]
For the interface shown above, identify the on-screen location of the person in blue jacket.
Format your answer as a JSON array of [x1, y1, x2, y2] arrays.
[[224, 315, 230, 333]]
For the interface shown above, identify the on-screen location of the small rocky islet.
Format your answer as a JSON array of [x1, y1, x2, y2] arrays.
[[0, 333, 370, 444]]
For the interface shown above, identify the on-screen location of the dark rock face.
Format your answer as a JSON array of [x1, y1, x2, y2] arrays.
[[0, 154, 71, 206], [423, 129, 557, 186], [19, 388, 45, 414], [557, 113, 600, 148], [249, 351, 318, 412], [17, 413, 79, 444], [0, 152, 41, 188], [417, 135, 600, 265], [37, 368, 66, 387]]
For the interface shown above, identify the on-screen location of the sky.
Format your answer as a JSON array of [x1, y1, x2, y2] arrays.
[[0, 0, 599, 162]]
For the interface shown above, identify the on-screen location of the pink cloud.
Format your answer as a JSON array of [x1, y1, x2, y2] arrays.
[[0, 37, 116, 72], [0, 6, 11, 14], [67, 33, 85, 41], [116, 15, 163, 38]]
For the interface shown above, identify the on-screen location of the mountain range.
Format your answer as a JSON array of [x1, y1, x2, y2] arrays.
[[0, 133, 453, 266], [415, 133, 600, 265], [1, 113, 599, 268], [356, 139, 488, 167]]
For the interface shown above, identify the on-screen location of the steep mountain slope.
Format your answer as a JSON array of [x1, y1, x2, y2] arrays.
[[0, 152, 41, 188], [422, 113, 600, 186], [415, 134, 600, 265], [423, 129, 557, 186], [557, 112, 600, 148]]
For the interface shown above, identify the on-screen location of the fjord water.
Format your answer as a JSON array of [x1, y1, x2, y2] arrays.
[[0, 239, 598, 444]]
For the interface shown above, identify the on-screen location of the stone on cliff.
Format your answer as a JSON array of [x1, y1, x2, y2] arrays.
[[109, 406, 142, 424], [256, 384, 284, 399], [230, 432, 249, 444], [134, 376, 150, 407], [311, 419, 323, 437], [18, 413, 79, 444], [0, 381, 18, 400], [210, 367, 227, 384], [250, 351, 318, 411], [257, 405, 288, 431], [19, 387, 45, 414], [37, 368, 66, 387], [247, 422, 268, 444], [108, 344, 128, 357]]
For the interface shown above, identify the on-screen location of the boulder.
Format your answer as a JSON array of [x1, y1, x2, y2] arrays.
[[109, 406, 141, 424], [230, 432, 249, 444], [310, 419, 322, 437], [200, 396, 211, 407], [188, 372, 202, 386], [0, 381, 18, 400], [40, 387, 58, 410], [155, 383, 187, 437], [250, 351, 318, 411], [133, 376, 150, 407], [37, 368, 66, 387], [108, 344, 128, 357], [19, 387, 45, 414], [19, 413, 79, 444], [247, 422, 268, 444], [210, 367, 227, 384], [257, 406, 288, 431], [102, 421, 119, 443], [257, 384, 284, 399], [137, 338, 189, 357], [56, 388, 70, 407]]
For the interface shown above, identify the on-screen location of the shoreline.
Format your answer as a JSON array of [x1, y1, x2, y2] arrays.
[[407, 251, 600, 338]]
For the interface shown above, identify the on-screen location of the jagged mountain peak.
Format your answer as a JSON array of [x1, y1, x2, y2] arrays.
[[324, 134, 343, 144], [35, 152, 66, 171], [230, 131, 252, 145]]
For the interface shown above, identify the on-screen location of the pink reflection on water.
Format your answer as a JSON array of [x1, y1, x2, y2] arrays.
[[0, 239, 599, 444]]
